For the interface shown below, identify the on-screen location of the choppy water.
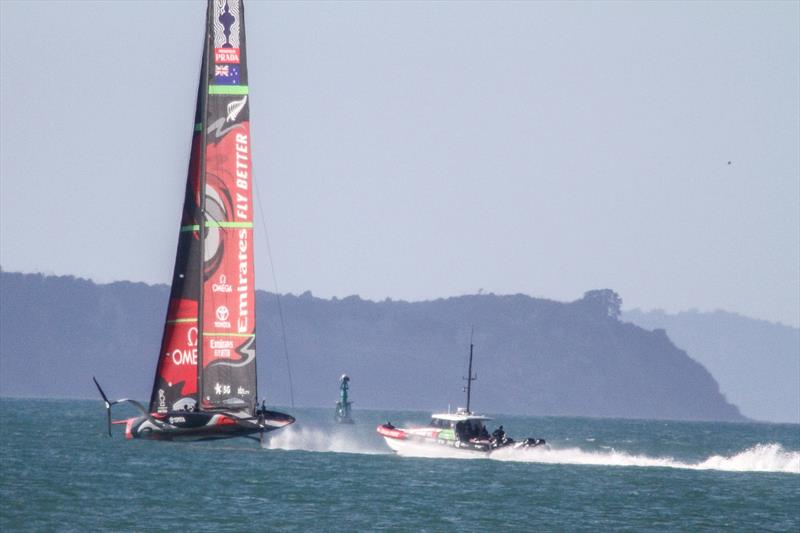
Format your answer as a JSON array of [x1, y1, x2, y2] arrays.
[[1, 398, 798, 531]]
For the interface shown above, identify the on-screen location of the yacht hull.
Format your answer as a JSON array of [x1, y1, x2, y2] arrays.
[[120, 410, 295, 442]]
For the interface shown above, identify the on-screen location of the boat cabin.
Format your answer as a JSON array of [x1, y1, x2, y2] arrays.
[[430, 412, 492, 442]]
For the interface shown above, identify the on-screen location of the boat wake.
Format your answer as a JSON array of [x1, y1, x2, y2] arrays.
[[261, 424, 799, 474], [489, 442, 800, 474], [263, 425, 388, 455], [389, 440, 488, 460]]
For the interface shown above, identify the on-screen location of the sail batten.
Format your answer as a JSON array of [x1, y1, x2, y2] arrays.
[[150, 0, 257, 415]]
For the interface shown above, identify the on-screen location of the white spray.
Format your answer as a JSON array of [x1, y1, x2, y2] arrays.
[[488, 442, 800, 474]]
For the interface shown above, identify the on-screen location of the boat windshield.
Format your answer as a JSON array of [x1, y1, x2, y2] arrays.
[[460, 419, 488, 440], [430, 418, 490, 440]]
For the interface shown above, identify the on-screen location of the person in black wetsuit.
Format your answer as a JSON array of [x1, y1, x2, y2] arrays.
[[455, 422, 467, 441], [492, 425, 506, 444]]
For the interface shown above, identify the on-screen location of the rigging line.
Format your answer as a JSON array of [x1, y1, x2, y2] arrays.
[[253, 177, 295, 408]]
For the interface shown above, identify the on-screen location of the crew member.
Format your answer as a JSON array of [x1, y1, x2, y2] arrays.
[[492, 425, 505, 443]]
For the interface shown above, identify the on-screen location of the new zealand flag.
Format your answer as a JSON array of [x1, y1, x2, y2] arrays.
[[214, 64, 241, 85]]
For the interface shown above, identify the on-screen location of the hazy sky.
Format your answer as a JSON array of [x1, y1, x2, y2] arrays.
[[1, 1, 798, 327]]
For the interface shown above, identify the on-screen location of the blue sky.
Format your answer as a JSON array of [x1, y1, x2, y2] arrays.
[[1, 0, 798, 327]]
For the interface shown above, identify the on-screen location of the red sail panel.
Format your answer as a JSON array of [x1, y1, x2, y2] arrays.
[[199, 0, 257, 412], [149, 121, 204, 414]]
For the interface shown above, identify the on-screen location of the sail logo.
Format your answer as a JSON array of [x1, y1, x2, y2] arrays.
[[215, 47, 240, 64], [237, 386, 249, 396], [212, 274, 233, 293], [214, 305, 231, 328], [210, 339, 234, 349], [214, 382, 232, 395], [234, 133, 249, 209], [212, 333, 255, 369], [187, 327, 198, 347], [170, 347, 197, 366], [236, 228, 249, 334], [213, 0, 240, 49], [211, 338, 233, 359], [226, 96, 247, 123], [233, 132, 251, 334], [168, 324, 198, 365]]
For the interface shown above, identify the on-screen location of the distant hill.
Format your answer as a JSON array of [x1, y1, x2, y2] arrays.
[[623, 309, 799, 424], [0, 271, 745, 422]]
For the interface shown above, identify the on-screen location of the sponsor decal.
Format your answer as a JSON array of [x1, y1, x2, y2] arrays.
[[210, 335, 255, 368], [237, 386, 250, 396], [211, 338, 234, 359], [167, 323, 198, 365], [169, 416, 186, 424], [212, 274, 233, 293], [233, 132, 251, 334], [234, 133, 249, 201], [210, 339, 234, 349], [215, 47, 240, 64], [213, 347, 231, 359], [158, 389, 166, 411], [214, 64, 241, 85], [236, 228, 249, 333], [214, 305, 231, 328], [171, 347, 197, 366], [214, 382, 232, 395]]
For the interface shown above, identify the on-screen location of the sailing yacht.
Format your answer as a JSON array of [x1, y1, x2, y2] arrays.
[[93, 0, 294, 442]]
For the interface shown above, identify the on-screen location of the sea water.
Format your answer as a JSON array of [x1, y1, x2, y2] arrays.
[[0, 398, 797, 531]]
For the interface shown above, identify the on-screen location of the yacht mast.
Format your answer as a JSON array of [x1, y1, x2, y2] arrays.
[[465, 327, 477, 413]]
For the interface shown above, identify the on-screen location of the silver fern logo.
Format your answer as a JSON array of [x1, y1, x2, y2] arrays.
[[213, 0, 240, 49], [226, 95, 247, 123]]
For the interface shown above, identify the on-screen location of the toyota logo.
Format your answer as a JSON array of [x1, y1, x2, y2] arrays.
[[216, 306, 229, 321]]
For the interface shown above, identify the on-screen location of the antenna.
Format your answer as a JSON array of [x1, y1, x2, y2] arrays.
[[463, 326, 477, 413]]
